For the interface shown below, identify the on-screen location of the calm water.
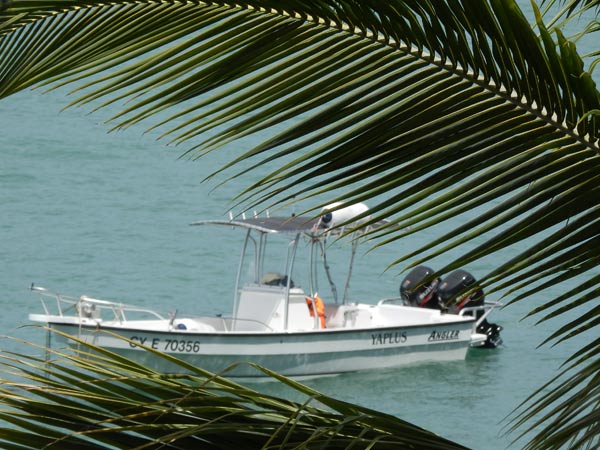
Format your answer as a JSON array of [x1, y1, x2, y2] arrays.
[[1, 14, 597, 450]]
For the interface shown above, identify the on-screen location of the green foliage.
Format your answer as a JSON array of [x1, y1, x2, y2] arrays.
[[0, 331, 469, 450], [1, 1, 599, 448]]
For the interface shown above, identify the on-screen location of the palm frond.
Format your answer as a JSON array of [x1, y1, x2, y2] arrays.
[[2, 1, 600, 448], [0, 331, 469, 450]]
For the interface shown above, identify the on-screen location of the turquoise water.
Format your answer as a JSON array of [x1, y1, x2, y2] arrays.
[[1, 11, 597, 449], [2, 86, 591, 450]]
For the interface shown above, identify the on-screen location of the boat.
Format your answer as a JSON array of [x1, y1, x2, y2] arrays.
[[29, 203, 502, 378]]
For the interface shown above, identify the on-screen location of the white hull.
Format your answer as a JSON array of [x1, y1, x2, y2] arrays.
[[46, 318, 473, 378]]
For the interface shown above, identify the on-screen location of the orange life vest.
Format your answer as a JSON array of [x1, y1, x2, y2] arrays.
[[306, 295, 326, 328]]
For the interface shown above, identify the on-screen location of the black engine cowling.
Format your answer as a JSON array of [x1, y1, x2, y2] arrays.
[[400, 267, 503, 348], [399, 266, 441, 309], [437, 269, 484, 316], [437, 269, 502, 348]]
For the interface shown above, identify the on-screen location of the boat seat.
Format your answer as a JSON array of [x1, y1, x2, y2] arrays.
[[233, 285, 282, 331], [234, 284, 315, 331], [283, 295, 319, 331]]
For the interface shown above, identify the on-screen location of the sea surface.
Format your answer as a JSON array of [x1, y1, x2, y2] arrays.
[[1, 8, 597, 450]]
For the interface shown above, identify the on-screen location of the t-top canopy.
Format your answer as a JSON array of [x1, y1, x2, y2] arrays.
[[190, 215, 321, 235], [191, 215, 387, 237], [191, 203, 386, 236]]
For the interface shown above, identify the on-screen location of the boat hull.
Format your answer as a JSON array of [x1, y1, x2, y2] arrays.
[[46, 320, 474, 378]]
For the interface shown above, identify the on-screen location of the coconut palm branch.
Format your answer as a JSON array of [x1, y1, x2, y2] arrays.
[[1, 0, 599, 448], [0, 331, 469, 450]]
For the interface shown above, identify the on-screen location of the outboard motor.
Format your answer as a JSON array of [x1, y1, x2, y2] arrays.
[[400, 266, 441, 309], [437, 269, 502, 348], [437, 269, 483, 315]]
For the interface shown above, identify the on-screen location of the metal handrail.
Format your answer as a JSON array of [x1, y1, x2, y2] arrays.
[[458, 301, 503, 328], [31, 285, 165, 322], [376, 297, 502, 329]]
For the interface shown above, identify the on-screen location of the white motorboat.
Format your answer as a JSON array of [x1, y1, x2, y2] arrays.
[[29, 203, 502, 378]]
